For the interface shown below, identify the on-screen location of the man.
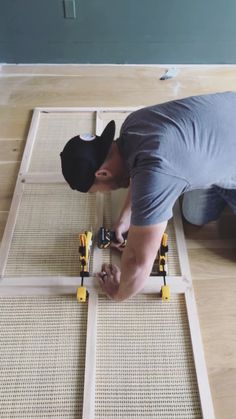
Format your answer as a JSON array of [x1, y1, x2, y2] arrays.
[[60, 92, 236, 301]]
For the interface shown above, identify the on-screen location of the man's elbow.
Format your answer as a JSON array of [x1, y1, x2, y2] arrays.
[[116, 265, 150, 302], [113, 285, 142, 302], [124, 248, 152, 273]]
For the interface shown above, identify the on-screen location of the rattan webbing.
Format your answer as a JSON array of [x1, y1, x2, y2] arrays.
[[29, 112, 95, 173], [4, 187, 180, 279], [5, 184, 98, 277], [0, 296, 87, 418], [95, 294, 202, 418]]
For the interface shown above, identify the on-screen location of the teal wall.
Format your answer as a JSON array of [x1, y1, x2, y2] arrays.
[[1, 0, 236, 63]]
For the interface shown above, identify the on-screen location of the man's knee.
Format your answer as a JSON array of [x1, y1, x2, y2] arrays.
[[182, 204, 211, 226], [182, 189, 224, 226]]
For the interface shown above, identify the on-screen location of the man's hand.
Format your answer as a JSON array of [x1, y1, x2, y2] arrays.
[[96, 221, 167, 301], [111, 220, 129, 251], [111, 186, 131, 251], [114, 221, 167, 301], [96, 263, 121, 299]]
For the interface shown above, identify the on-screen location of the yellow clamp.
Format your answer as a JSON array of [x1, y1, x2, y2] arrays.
[[161, 285, 171, 301], [162, 232, 168, 248], [77, 286, 87, 303], [79, 231, 93, 275]]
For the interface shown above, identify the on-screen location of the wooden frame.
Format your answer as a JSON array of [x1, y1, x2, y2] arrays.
[[0, 107, 215, 419]]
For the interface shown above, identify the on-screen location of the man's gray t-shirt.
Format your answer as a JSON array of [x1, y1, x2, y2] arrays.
[[116, 92, 236, 225]]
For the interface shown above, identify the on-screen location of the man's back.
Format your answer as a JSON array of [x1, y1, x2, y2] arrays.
[[117, 92, 236, 225]]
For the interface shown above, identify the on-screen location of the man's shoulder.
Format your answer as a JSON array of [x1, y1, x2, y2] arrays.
[[119, 91, 236, 140]]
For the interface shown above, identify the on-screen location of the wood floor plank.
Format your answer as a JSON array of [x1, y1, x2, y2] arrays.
[[187, 238, 236, 249], [194, 278, 236, 369], [184, 215, 236, 240], [0, 139, 25, 162], [1, 66, 236, 109], [0, 106, 32, 139], [189, 248, 236, 280], [209, 368, 236, 419], [194, 278, 236, 419], [0, 162, 20, 211]]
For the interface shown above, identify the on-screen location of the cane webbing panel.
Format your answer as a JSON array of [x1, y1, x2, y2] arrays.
[[95, 294, 202, 418], [166, 220, 181, 276], [5, 184, 98, 277], [29, 112, 95, 173], [10, 107, 180, 278], [0, 296, 87, 418]]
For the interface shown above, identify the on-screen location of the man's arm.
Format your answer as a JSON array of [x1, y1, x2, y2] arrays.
[[112, 186, 131, 246], [98, 221, 167, 301]]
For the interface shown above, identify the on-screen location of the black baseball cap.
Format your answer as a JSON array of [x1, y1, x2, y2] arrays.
[[60, 120, 116, 192]]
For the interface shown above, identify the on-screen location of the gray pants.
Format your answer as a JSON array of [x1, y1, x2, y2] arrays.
[[182, 187, 236, 226]]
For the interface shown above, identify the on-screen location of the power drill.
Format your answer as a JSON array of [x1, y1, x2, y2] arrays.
[[97, 227, 128, 249]]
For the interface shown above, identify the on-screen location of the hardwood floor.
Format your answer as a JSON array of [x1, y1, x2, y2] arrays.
[[1, 64, 236, 418]]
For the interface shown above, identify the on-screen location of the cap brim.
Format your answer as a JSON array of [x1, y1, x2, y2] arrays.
[[98, 120, 116, 156]]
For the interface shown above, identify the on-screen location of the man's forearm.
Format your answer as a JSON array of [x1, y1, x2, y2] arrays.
[[112, 187, 131, 246], [114, 247, 152, 301], [98, 222, 167, 302], [113, 221, 167, 301]]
